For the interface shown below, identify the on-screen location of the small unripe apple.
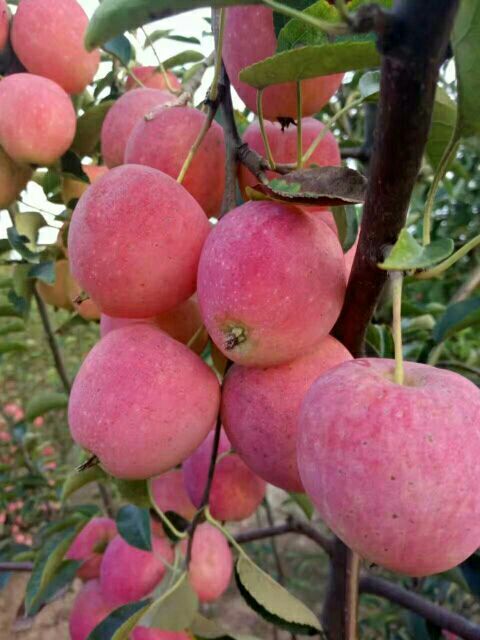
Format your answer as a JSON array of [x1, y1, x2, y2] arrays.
[[11, 0, 100, 94], [101, 89, 173, 168], [181, 523, 233, 602], [100, 534, 173, 607], [62, 165, 108, 206], [68, 165, 210, 318], [0, 146, 32, 209], [222, 335, 352, 492], [238, 119, 340, 197], [125, 105, 226, 217], [223, 6, 343, 120], [35, 260, 72, 310], [183, 431, 266, 522], [66, 517, 117, 581], [68, 324, 220, 479], [298, 358, 480, 576], [197, 201, 346, 367], [0, 0, 10, 52], [150, 469, 196, 521], [69, 579, 112, 640], [0, 74, 76, 165], [126, 67, 181, 93], [100, 296, 206, 354]]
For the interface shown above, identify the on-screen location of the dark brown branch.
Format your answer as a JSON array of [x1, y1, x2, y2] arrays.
[[360, 575, 480, 640], [219, 66, 239, 215], [0, 562, 33, 572], [234, 518, 334, 556], [33, 288, 71, 394], [333, 0, 460, 356]]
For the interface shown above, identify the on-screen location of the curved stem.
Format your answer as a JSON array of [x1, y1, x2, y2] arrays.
[[416, 233, 480, 280], [296, 82, 303, 169], [209, 8, 226, 103], [422, 131, 459, 245], [257, 90, 275, 170], [302, 94, 362, 165], [141, 27, 177, 94], [204, 507, 247, 557], [147, 480, 187, 540], [263, 0, 348, 36], [391, 272, 404, 385]]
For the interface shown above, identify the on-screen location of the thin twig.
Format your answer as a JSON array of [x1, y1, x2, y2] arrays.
[[263, 497, 285, 583], [33, 289, 71, 394], [234, 519, 334, 556], [0, 562, 34, 572]]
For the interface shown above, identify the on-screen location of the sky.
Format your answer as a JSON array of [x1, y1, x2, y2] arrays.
[[0, 1, 219, 243]]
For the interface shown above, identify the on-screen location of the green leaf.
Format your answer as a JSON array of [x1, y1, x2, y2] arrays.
[[358, 70, 380, 101], [26, 522, 85, 615], [88, 600, 152, 640], [433, 297, 480, 343], [0, 319, 24, 337], [162, 50, 205, 70], [273, 0, 316, 41], [7, 227, 40, 262], [0, 304, 22, 318], [332, 205, 358, 251], [452, 0, 480, 139], [0, 341, 27, 355], [426, 87, 458, 170], [146, 29, 172, 45], [61, 150, 90, 182], [85, 0, 262, 50], [115, 478, 151, 509], [24, 392, 68, 421], [72, 101, 115, 157], [146, 574, 198, 631], [104, 35, 133, 66], [378, 229, 454, 271], [365, 323, 393, 358], [28, 261, 55, 284], [240, 41, 381, 88], [117, 505, 152, 551], [235, 554, 322, 635], [62, 466, 108, 502], [287, 493, 314, 520]]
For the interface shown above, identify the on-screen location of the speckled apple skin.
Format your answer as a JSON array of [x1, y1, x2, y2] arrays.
[[0, 0, 9, 52], [132, 629, 191, 640], [183, 431, 265, 522], [151, 469, 196, 521], [68, 165, 210, 318], [238, 119, 341, 196], [66, 517, 117, 581], [222, 335, 352, 493], [100, 296, 204, 348], [101, 89, 172, 168], [223, 6, 343, 120], [0, 146, 31, 208], [100, 535, 174, 607], [68, 325, 220, 479], [69, 579, 112, 640], [298, 358, 480, 576], [197, 201, 346, 367], [11, 0, 100, 94], [126, 67, 181, 92], [181, 523, 233, 603], [125, 105, 225, 217], [0, 74, 76, 165]]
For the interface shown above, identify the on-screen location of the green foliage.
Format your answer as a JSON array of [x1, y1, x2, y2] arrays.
[[24, 392, 68, 422], [433, 297, 480, 343], [88, 600, 152, 640], [147, 573, 199, 631], [116, 504, 152, 551], [72, 101, 115, 156], [378, 229, 454, 271], [235, 553, 322, 635]]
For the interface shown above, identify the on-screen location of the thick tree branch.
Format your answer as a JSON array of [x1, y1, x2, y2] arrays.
[[333, 0, 460, 356], [360, 575, 480, 640]]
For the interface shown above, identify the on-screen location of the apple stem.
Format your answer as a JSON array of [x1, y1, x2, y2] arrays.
[[391, 272, 404, 385], [256, 89, 276, 170], [302, 93, 363, 166], [296, 82, 303, 169], [415, 232, 480, 280]]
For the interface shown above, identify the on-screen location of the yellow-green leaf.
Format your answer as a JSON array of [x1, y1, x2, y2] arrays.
[[378, 229, 454, 271]]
